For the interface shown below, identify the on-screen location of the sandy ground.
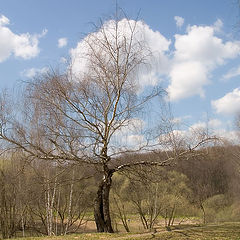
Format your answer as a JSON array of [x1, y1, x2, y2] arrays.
[[78, 217, 200, 234]]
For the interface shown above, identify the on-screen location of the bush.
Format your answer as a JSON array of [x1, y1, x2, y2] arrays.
[[203, 194, 231, 223], [204, 194, 229, 211]]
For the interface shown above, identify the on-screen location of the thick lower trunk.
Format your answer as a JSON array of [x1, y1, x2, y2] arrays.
[[94, 169, 114, 233], [94, 183, 105, 232]]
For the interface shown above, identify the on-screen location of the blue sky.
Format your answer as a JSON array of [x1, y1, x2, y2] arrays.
[[0, 0, 240, 141]]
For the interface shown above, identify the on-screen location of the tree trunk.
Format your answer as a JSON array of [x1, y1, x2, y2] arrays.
[[94, 167, 114, 233], [200, 202, 206, 224]]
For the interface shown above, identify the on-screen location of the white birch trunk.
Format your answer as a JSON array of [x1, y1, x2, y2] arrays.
[[46, 179, 51, 236], [49, 177, 57, 235], [55, 188, 61, 235], [64, 170, 75, 235]]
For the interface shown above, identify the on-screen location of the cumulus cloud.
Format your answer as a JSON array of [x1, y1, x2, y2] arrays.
[[167, 61, 208, 100], [212, 88, 240, 115], [0, 15, 46, 62], [214, 129, 239, 143], [58, 37, 67, 48], [208, 118, 222, 128], [21, 67, 48, 78], [190, 121, 207, 131], [70, 18, 171, 90], [70, 18, 240, 103], [106, 118, 148, 153], [174, 16, 184, 28], [174, 25, 239, 64], [190, 118, 222, 131], [167, 24, 240, 101], [126, 134, 145, 146], [189, 119, 238, 142]]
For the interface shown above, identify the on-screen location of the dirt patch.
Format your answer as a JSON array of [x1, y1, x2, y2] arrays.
[[79, 220, 97, 233]]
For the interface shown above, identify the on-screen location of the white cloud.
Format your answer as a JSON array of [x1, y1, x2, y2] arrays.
[[212, 88, 240, 115], [58, 37, 67, 48], [190, 118, 222, 131], [110, 118, 146, 151], [190, 121, 207, 131], [114, 118, 145, 136], [213, 19, 223, 32], [158, 129, 187, 145], [222, 65, 240, 80], [167, 61, 208, 100], [189, 119, 238, 143], [171, 115, 191, 125], [174, 25, 239, 64], [126, 134, 145, 146], [174, 16, 184, 28], [70, 18, 240, 103], [208, 118, 222, 128], [0, 15, 46, 62], [21, 67, 48, 78], [0, 15, 9, 26], [215, 129, 239, 143], [137, 71, 161, 88], [70, 18, 171, 90], [168, 24, 240, 101]]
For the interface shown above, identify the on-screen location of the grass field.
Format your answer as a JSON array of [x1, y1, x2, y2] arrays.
[[10, 222, 240, 240]]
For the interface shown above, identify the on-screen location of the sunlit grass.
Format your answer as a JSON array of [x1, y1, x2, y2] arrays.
[[10, 222, 240, 240]]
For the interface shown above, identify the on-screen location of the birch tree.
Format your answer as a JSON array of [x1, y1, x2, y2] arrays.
[[0, 15, 213, 233]]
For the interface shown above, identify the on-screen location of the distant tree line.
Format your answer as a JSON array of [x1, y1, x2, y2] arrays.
[[0, 145, 239, 238]]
